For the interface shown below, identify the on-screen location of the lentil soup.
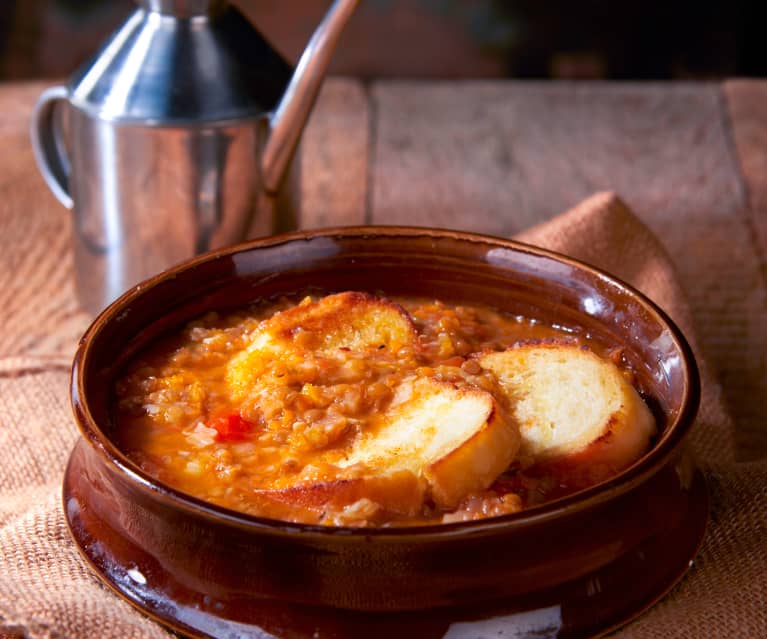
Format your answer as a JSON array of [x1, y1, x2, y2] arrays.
[[115, 292, 653, 527]]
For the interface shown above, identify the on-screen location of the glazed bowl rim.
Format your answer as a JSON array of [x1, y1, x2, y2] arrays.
[[70, 225, 701, 540]]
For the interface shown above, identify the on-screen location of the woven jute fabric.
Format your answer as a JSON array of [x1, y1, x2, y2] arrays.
[[1, 193, 765, 638]]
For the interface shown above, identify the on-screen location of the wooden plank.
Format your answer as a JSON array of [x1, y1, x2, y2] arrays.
[[370, 80, 767, 460], [299, 77, 368, 229], [721, 79, 767, 461], [723, 79, 767, 257]]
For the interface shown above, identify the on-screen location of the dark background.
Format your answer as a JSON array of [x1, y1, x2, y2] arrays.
[[0, 0, 764, 81]]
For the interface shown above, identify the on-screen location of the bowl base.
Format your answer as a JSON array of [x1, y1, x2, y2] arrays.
[[63, 448, 708, 639]]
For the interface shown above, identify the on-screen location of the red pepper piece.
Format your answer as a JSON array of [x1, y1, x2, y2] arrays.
[[210, 413, 253, 442]]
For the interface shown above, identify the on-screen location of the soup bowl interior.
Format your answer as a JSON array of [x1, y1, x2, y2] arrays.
[[66, 227, 704, 627]]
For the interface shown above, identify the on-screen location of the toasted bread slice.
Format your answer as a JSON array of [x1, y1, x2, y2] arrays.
[[478, 343, 655, 470], [227, 292, 419, 399], [257, 377, 520, 516], [246, 291, 417, 356], [340, 377, 520, 508], [255, 470, 428, 524]]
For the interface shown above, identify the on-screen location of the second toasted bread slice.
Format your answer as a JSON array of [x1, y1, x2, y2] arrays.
[[479, 343, 655, 470]]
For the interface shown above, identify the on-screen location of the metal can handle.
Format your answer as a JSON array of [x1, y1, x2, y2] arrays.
[[30, 85, 74, 210]]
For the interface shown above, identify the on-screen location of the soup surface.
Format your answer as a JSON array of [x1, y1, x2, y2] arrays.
[[115, 292, 654, 527]]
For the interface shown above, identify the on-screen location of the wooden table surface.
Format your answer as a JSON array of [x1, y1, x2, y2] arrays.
[[0, 78, 764, 466]]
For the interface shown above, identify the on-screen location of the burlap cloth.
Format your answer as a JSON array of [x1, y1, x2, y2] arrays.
[[1, 192, 765, 638]]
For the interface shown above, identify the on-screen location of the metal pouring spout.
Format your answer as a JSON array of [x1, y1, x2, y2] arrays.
[[260, 0, 360, 194]]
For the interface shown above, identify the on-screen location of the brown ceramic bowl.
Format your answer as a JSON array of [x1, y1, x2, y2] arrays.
[[64, 227, 707, 639]]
